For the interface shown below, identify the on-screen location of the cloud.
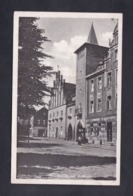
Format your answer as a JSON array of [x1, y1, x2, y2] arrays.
[[42, 35, 87, 86], [70, 35, 87, 49], [51, 35, 87, 60], [100, 32, 113, 46]]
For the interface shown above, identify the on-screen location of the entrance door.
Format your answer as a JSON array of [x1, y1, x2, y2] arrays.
[[56, 127, 58, 138], [38, 129, 44, 137], [107, 122, 112, 141], [77, 121, 83, 140], [68, 124, 73, 140]]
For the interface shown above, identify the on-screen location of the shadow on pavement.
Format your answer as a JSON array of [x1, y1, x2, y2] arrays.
[[17, 142, 62, 148], [93, 176, 116, 180], [17, 153, 116, 168], [17, 167, 51, 178]]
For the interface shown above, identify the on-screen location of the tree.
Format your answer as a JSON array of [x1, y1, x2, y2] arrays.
[[18, 17, 53, 118]]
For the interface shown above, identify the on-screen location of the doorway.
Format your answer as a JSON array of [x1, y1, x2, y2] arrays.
[[68, 124, 73, 140], [107, 122, 112, 141], [38, 129, 44, 137], [56, 127, 58, 138]]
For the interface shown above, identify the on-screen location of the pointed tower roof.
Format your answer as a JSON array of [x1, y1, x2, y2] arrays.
[[87, 23, 98, 45]]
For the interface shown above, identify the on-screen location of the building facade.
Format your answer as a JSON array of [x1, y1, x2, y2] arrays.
[[30, 107, 48, 137], [74, 23, 118, 144], [47, 71, 76, 139], [66, 95, 76, 140]]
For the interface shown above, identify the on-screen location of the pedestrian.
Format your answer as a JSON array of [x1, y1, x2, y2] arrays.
[[100, 138, 102, 146], [78, 136, 82, 146]]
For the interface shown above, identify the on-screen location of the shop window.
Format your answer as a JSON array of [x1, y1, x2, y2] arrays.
[[95, 127, 100, 136], [107, 95, 112, 110]]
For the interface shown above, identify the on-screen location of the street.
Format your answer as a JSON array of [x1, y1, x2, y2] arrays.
[[17, 137, 116, 180]]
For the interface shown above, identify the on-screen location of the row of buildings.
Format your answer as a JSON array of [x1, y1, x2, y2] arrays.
[[22, 22, 118, 144], [47, 22, 118, 144]]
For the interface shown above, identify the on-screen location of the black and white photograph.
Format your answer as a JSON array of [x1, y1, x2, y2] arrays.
[[11, 12, 122, 185]]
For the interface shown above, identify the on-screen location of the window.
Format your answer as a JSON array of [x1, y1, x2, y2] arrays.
[[90, 79, 94, 92], [38, 120, 40, 125], [43, 120, 45, 125], [53, 127, 54, 137], [107, 72, 112, 87], [79, 89, 82, 94], [50, 113, 51, 118], [79, 103, 82, 109], [69, 108, 72, 114], [107, 95, 112, 110], [78, 103, 82, 113], [61, 110, 63, 116], [115, 69, 118, 84], [49, 124, 51, 136], [90, 100, 94, 113], [80, 70, 82, 76], [97, 98, 102, 112], [57, 111, 59, 117], [97, 76, 102, 89], [115, 49, 118, 61], [53, 112, 55, 117], [60, 126, 63, 135]]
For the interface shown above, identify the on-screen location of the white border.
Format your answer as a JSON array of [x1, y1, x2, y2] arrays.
[[11, 12, 123, 185]]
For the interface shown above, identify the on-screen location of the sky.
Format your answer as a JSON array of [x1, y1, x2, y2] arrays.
[[37, 18, 117, 83], [36, 17, 117, 107]]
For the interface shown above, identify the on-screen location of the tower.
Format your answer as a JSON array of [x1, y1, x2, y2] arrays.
[[87, 23, 98, 45], [74, 23, 108, 138]]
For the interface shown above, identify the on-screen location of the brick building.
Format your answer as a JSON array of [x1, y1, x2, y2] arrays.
[[47, 71, 76, 139], [74, 23, 118, 144]]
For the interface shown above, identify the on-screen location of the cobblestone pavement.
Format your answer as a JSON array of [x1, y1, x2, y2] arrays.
[[17, 137, 116, 180]]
